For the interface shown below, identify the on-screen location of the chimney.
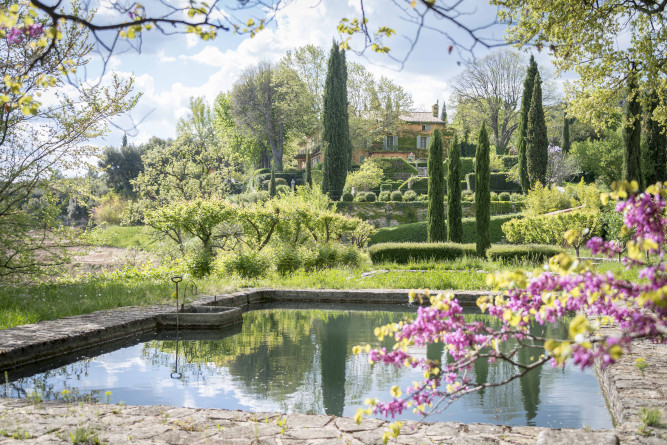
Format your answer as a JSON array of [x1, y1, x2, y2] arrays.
[[432, 100, 439, 117]]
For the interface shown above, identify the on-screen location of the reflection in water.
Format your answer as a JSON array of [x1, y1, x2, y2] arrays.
[[3, 306, 612, 428]]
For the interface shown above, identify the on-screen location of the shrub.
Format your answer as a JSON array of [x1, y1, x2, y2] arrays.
[[224, 250, 271, 279], [378, 191, 391, 202], [486, 244, 563, 263], [186, 248, 214, 278], [355, 194, 367, 202], [403, 190, 417, 202], [390, 191, 403, 202], [283, 166, 299, 174], [502, 211, 601, 245], [460, 157, 475, 178], [500, 155, 519, 170], [339, 245, 363, 268], [255, 168, 270, 175], [365, 192, 377, 202], [490, 192, 499, 201], [262, 178, 288, 190], [366, 157, 418, 180], [276, 184, 292, 195], [275, 248, 302, 275], [92, 195, 128, 226], [499, 192, 511, 201], [344, 162, 383, 193], [369, 242, 477, 264], [308, 243, 339, 270], [398, 176, 430, 195], [524, 181, 601, 215], [466, 173, 523, 193], [341, 192, 354, 202]]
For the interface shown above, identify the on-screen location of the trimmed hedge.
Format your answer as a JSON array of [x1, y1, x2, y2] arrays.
[[500, 155, 518, 170], [460, 141, 476, 157], [486, 244, 562, 263], [460, 157, 475, 178], [368, 213, 519, 246], [398, 176, 430, 195], [369, 242, 476, 264], [367, 157, 418, 181], [466, 173, 522, 193]]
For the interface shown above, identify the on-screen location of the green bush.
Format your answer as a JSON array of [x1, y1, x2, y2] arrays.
[[262, 178, 288, 190], [275, 248, 302, 275], [368, 214, 519, 245], [341, 192, 354, 202], [502, 211, 601, 245], [355, 194, 367, 202], [390, 191, 403, 202], [276, 184, 292, 195], [498, 192, 511, 201], [365, 192, 377, 202], [255, 168, 270, 175], [460, 142, 476, 157], [486, 244, 563, 263], [369, 242, 477, 264], [186, 248, 214, 278], [378, 191, 391, 202], [466, 173, 522, 193], [490, 192, 499, 201], [92, 195, 128, 226], [366, 157, 419, 181], [224, 250, 271, 279], [398, 176, 430, 194], [339, 245, 363, 268], [460, 157, 475, 178], [500, 155, 519, 170], [403, 190, 417, 202], [283, 166, 299, 174]]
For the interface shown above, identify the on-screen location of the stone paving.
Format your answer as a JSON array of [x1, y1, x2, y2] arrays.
[[0, 288, 665, 444]]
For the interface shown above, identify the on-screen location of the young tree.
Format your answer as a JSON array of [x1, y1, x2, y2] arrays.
[[269, 166, 277, 198], [526, 72, 548, 188], [447, 134, 463, 242], [440, 101, 448, 125], [643, 91, 667, 186], [475, 123, 491, 256], [321, 42, 351, 201], [562, 113, 571, 153], [305, 150, 313, 187], [517, 56, 538, 193], [623, 74, 644, 189], [427, 129, 446, 242]]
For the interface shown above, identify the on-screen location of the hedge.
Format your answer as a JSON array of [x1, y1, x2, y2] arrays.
[[460, 157, 475, 178], [368, 213, 519, 245], [466, 173, 522, 193], [500, 155, 518, 170], [367, 157, 418, 181], [398, 176, 430, 195], [486, 244, 562, 263], [502, 211, 601, 245], [460, 141, 476, 157], [369, 242, 476, 264]]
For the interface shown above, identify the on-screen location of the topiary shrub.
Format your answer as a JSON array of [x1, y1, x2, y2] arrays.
[[275, 248, 302, 275], [500, 155, 519, 170], [398, 176, 430, 195], [390, 190, 403, 202], [341, 192, 354, 202], [499, 192, 511, 201], [283, 166, 299, 174], [466, 173, 523, 193], [366, 157, 418, 180], [365, 192, 377, 202], [369, 242, 477, 264], [486, 244, 562, 264], [403, 190, 417, 202], [255, 168, 270, 175], [224, 250, 271, 279], [460, 157, 475, 178], [355, 194, 367, 202], [276, 184, 292, 195], [378, 190, 391, 202], [490, 192, 499, 201]]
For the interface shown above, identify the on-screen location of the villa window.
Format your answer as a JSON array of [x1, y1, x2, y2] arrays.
[[421, 125, 430, 131], [418, 136, 429, 149], [384, 135, 398, 150]]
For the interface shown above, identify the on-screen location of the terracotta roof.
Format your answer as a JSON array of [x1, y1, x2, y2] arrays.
[[399, 112, 446, 123]]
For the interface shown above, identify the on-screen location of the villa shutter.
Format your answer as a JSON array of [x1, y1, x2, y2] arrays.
[[426, 136, 431, 148], [383, 136, 387, 149], [393, 135, 398, 149], [416, 136, 420, 148]]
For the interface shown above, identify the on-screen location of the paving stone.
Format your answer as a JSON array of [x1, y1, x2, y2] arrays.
[[536, 430, 619, 445]]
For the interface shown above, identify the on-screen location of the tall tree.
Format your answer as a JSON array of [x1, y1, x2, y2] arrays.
[[427, 129, 446, 242], [99, 142, 146, 198], [321, 42, 351, 201], [213, 92, 263, 167], [643, 91, 667, 186], [269, 166, 277, 198], [623, 74, 644, 189], [440, 101, 447, 125], [562, 112, 571, 153], [450, 50, 527, 152], [517, 56, 538, 193], [447, 134, 463, 242], [526, 72, 548, 188], [475, 123, 491, 256], [305, 150, 313, 187]]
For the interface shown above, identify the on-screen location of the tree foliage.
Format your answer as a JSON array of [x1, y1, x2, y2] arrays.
[[99, 141, 146, 198], [643, 91, 667, 186], [562, 113, 571, 153], [475, 123, 491, 256], [321, 42, 351, 201], [427, 129, 446, 242], [446, 134, 462, 242], [526, 72, 548, 188], [623, 74, 644, 190], [517, 56, 537, 193]]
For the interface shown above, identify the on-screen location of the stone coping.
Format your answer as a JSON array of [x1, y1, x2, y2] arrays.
[[0, 287, 665, 444]]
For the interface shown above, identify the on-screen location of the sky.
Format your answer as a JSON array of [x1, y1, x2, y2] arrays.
[[82, 0, 563, 148]]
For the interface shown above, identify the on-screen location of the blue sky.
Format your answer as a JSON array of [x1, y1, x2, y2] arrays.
[[87, 0, 561, 147]]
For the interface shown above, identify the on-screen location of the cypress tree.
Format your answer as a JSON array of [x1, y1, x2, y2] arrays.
[[644, 91, 667, 186], [321, 42, 351, 201], [526, 72, 548, 188], [517, 56, 537, 193], [447, 133, 463, 242], [475, 123, 491, 256], [440, 101, 447, 125], [305, 149, 313, 187], [562, 113, 571, 153], [269, 165, 276, 198], [428, 129, 446, 242], [623, 74, 644, 189]]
